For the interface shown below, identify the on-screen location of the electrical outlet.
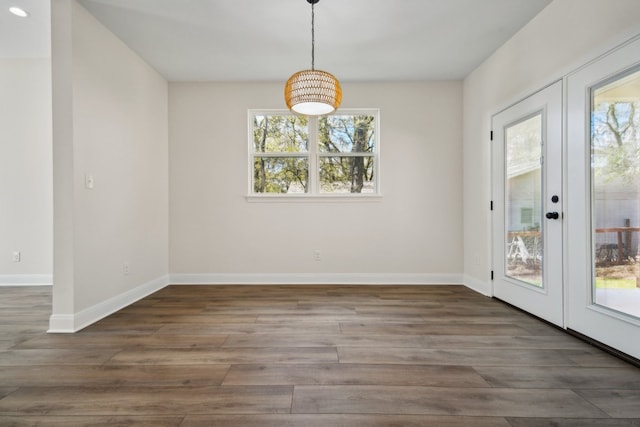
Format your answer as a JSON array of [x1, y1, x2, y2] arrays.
[[12, 251, 21, 262], [314, 250, 321, 261], [123, 262, 130, 275]]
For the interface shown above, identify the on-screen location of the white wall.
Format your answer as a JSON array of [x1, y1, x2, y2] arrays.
[[0, 59, 52, 284], [463, 0, 640, 293], [50, 0, 169, 331], [169, 82, 463, 283]]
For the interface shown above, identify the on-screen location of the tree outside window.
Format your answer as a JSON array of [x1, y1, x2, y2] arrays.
[[250, 110, 379, 196]]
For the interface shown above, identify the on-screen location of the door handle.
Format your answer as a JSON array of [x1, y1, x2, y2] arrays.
[[545, 211, 559, 220]]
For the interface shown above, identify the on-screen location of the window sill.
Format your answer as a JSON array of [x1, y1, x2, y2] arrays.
[[246, 194, 383, 203]]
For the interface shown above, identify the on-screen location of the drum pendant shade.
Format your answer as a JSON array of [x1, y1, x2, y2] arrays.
[[284, 0, 341, 116]]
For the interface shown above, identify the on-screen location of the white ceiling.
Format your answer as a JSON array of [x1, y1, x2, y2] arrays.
[[0, 0, 50, 58], [1, 0, 553, 82]]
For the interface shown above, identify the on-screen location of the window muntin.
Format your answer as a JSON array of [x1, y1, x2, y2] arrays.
[[250, 110, 379, 196]]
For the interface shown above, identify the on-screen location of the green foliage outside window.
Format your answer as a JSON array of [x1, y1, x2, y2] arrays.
[[251, 111, 378, 195], [253, 115, 308, 193]]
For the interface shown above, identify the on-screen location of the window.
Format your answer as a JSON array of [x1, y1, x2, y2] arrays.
[[249, 109, 379, 197], [520, 207, 533, 225]]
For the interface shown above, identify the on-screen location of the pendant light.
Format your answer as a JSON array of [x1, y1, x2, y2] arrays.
[[284, 0, 341, 116]]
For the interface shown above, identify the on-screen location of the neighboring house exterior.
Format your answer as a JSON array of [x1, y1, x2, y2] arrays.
[[508, 166, 639, 260]]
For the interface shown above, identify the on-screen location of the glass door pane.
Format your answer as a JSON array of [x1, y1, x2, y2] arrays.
[[505, 114, 543, 287], [591, 67, 640, 319]]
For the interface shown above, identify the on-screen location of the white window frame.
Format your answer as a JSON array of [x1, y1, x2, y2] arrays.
[[247, 109, 382, 202]]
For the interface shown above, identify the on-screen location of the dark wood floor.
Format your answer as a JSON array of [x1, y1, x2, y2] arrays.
[[1, 285, 640, 426]]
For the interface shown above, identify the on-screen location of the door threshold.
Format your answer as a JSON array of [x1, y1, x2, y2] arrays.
[[493, 297, 640, 368]]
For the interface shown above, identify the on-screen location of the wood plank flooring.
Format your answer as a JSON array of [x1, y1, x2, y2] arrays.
[[1, 284, 640, 426]]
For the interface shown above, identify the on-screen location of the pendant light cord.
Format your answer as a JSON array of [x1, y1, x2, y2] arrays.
[[311, 2, 315, 70]]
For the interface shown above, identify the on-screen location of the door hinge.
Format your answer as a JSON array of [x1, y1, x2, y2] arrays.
[[490, 130, 494, 141], [491, 270, 494, 280], [490, 200, 493, 211]]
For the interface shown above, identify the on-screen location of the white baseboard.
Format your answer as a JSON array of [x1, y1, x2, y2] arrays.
[[44, 273, 491, 333], [169, 272, 464, 285], [47, 314, 75, 333], [48, 274, 170, 333], [0, 274, 53, 286], [463, 274, 492, 296]]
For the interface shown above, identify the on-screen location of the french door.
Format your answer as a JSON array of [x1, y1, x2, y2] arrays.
[[491, 81, 564, 326], [567, 37, 640, 360]]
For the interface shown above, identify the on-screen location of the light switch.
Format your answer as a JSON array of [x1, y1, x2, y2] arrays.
[[85, 174, 94, 189]]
